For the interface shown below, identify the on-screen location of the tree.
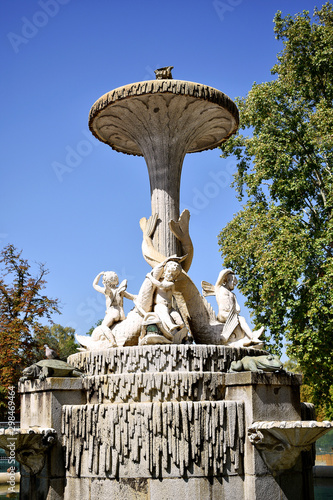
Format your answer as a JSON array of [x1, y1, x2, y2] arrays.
[[0, 244, 60, 418], [85, 319, 102, 336], [284, 358, 328, 421], [35, 324, 79, 361], [218, 4, 333, 417]]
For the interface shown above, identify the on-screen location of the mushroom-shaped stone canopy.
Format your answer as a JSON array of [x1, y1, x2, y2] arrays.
[[88, 79, 239, 157], [88, 77, 239, 259]]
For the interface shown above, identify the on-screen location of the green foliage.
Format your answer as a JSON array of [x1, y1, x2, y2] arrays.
[[0, 244, 60, 419], [218, 4, 333, 417], [284, 358, 332, 420], [283, 358, 300, 373], [35, 323, 79, 361], [316, 428, 333, 452], [86, 319, 102, 336]]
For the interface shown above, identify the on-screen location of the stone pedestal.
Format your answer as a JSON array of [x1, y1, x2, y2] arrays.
[[18, 345, 316, 500], [19, 379, 85, 500], [225, 372, 314, 500]]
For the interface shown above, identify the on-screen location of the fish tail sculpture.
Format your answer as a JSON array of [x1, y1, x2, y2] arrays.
[[140, 214, 167, 268], [141, 209, 193, 273], [169, 209, 193, 273]]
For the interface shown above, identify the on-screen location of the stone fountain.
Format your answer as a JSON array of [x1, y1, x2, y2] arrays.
[[88, 65, 238, 261], [13, 68, 332, 500]]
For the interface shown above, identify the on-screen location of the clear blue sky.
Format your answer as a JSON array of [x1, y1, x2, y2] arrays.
[[0, 0, 321, 339]]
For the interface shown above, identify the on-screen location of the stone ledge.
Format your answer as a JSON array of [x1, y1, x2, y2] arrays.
[[68, 345, 267, 376], [84, 372, 226, 403], [19, 377, 84, 394], [62, 475, 245, 500], [225, 372, 302, 387], [313, 465, 333, 478]]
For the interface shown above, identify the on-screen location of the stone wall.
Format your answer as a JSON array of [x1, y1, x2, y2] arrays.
[[19, 345, 312, 500]]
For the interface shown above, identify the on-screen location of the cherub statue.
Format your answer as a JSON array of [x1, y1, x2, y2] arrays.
[[140, 257, 189, 344], [202, 269, 264, 347], [91, 271, 135, 344]]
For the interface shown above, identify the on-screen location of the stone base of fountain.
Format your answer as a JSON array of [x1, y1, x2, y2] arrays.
[[18, 344, 323, 500]]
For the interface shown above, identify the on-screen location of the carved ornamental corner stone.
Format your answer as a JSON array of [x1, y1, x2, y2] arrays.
[[248, 420, 332, 474], [0, 427, 57, 475]]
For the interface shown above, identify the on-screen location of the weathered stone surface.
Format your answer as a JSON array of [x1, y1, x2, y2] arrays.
[[149, 476, 237, 500], [19, 349, 320, 500], [19, 345, 320, 500], [0, 428, 56, 474], [225, 371, 303, 478], [90, 478, 148, 500], [60, 475, 247, 500], [68, 345, 266, 376], [63, 477, 90, 500], [248, 420, 333, 472], [62, 401, 245, 479], [224, 371, 316, 498], [245, 471, 309, 500], [83, 372, 226, 403], [20, 378, 86, 484], [19, 377, 84, 394], [89, 79, 239, 156], [225, 371, 302, 423], [20, 379, 85, 429]]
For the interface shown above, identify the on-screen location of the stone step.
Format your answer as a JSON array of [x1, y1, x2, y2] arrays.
[[68, 344, 266, 376]]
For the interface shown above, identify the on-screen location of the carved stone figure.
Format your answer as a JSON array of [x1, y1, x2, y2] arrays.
[[91, 271, 136, 345], [76, 258, 189, 350], [20, 359, 83, 382], [140, 209, 193, 272], [140, 258, 188, 345], [202, 269, 264, 347], [229, 355, 283, 373], [154, 66, 174, 79], [76, 262, 268, 350]]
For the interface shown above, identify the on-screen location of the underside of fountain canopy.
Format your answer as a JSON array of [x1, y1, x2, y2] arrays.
[[88, 78, 239, 156], [88, 72, 239, 259]]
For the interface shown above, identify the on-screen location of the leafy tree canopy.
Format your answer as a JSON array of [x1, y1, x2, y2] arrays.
[[218, 3, 333, 417], [284, 358, 329, 421], [0, 244, 61, 417], [35, 324, 79, 361]]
